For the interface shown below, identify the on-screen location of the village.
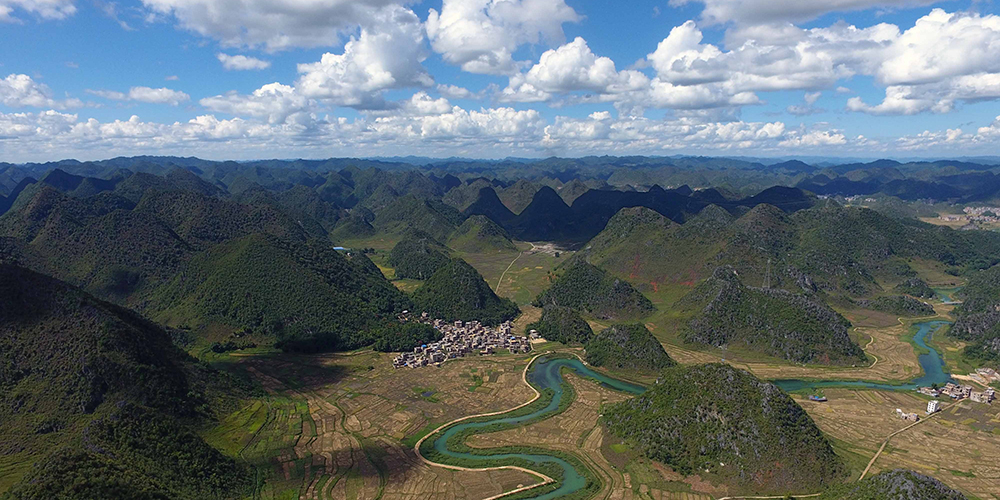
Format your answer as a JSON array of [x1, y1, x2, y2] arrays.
[[896, 368, 1000, 422], [392, 312, 534, 368]]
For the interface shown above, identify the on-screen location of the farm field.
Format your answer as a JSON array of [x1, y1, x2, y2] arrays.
[[797, 389, 1000, 499]]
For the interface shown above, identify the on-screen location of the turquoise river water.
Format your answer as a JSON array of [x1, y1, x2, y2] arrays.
[[428, 357, 645, 499], [429, 317, 956, 498], [773, 320, 956, 392]]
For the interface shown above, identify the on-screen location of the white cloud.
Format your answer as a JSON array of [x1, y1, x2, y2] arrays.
[[778, 129, 847, 147], [217, 53, 271, 70], [426, 0, 581, 75], [804, 91, 821, 104], [0, 73, 83, 109], [295, 6, 432, 108], [140, 0, 406, 51], [165, 75, 179, 81], [671, 0, 938, 25], [501, 37, 649, 102], [88, 86, 190, 105], [200, 83, 312, 123], [436, 84, 482, 99], [0, 0, 76, 22]]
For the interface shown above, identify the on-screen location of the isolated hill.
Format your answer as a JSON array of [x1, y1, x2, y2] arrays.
[[330, 213, 376, 242], [0, 264, 252, 498], [584, 324, 674, 371], [603, 364, 846, 494], [38, 168, 120, 197], [498, 179, 540, 214], [526, 305, 594, 344], [534, 259, 654, 320], [508, 186, 578, 241], [894, 277, 936, 298], [412, 258, 519, 326], [854, 295, 934, 316], [150, 233, 410, 352], [462, 187, 517, 226], [442, 178, 494, 211], [372, 194, 463, 241], [447, 215, 516, 253], [818, 469, 966, 500], [678, 267, 866, 365], [389, 231, 452, 279]]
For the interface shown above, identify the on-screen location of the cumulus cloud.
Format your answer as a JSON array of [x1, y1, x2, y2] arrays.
[[88, 86, 190, 105], [501, 37, 649, 102], [200, 83, 312, 123], [295, 6, 432, 108], [140, 0, 407, 51], [0, 73, 83, 109], [436, 84, 485, 100], [426, 0, 581, 75], [671, 0, 938, 25], [217, 53, 271, 70], [0, 0, 76, 22]]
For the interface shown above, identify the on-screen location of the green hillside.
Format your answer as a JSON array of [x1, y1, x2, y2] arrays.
[[372, 195, 463, 241], [583, 203, 1000, 297], [585, 324, 675, 372], [678, 267, 866, 365], [894, 277, 936, 298], [854, 295, 934, 316], [447, 215, 516, 253], [603, 364, 846, 494], [0, 264, 252, 498], [526, 305, 594, 344], [534, 259, 654, 320], [951, 264, 1000, 366], [817, 469, 966, 500], [388, 231, 451, 279], [149, 233, 411, 352], [412, 258, 519, 326]]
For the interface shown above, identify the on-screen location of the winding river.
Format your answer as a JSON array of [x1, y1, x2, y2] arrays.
[[774, 319, 956, 392], [424, 357, 645, 499]]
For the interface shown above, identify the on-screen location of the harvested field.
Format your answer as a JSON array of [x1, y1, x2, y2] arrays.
[[797, 389, 1000, 499]]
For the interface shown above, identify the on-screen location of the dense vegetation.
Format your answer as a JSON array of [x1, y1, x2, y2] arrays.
[[447, 215, 516, 253], [582, 202, 1000, 298], [679, 267, 866, 365], [817, 469, 967, 500], [388, 231, 451, 279], [150, 233, 410, 352], [371, 322, 442, 352], [951, 265, 1000, 366], [603, 364, 846, 494], [854, 295, 935, 316], [894, 277, 936, 298], [526, 305, 594, 344], [534, 259, 654, 320], [412, 258, 519, 326], [584, 324, 675, 372], [0, 264, 252, 498]]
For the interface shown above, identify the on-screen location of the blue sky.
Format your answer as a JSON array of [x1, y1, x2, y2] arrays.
[[2, 0, 1000, 161]]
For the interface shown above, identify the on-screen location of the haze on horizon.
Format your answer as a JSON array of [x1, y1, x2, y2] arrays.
[[3, 0, 1000, 162]]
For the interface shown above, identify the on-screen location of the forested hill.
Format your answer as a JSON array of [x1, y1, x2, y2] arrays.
[[584, 324, 675, 372], [581, 201, 1000, 298], [0, 264, 253, 498], [603, 364, 846, 494], [411, 258, 520, 326], [534, 259, 654, 320], [951, 264, 1000, 367], [818, 469, 967, 500], [677, 267, 865, 365]]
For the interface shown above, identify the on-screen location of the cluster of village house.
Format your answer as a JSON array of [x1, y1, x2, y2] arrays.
[[392, 312, 534, 368], [899, 369, 1000, 421]]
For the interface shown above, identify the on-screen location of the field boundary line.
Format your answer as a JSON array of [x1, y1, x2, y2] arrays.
[[414, 353, 556, 498], [859, 399, 959, 480], [495, 251, 523, 294]]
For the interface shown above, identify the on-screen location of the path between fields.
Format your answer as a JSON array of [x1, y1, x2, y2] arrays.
[[859, 400, 959, 481], [494, 251, 523, 294], [413, 352, 556, 499]]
